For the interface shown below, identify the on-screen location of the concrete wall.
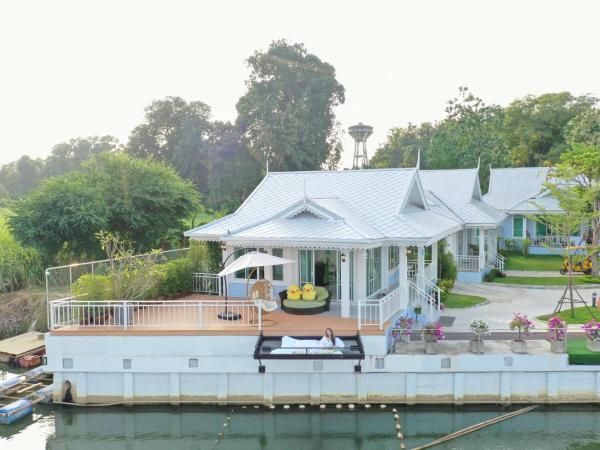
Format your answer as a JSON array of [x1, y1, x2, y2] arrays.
[[46, 334, 600, 405]]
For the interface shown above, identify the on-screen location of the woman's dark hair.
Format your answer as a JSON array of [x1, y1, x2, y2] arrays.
[[325, 327, 335, 343]]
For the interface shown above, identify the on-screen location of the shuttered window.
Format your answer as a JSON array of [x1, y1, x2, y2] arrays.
[[513, 215, 523, 238]]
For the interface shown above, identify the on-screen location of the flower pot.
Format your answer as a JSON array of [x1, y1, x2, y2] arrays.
[[586, 339, 600, 353], [550, 339, 566, 354], [425, 341, 437, 354], [469, 339, 484, 354], [511, 340, 527, 354], [400, 334, 411, 344], [423, 334, 437, 343]]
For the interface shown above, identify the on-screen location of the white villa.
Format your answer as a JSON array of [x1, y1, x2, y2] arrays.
[[484, 167, 582, 254], [43, 164, 599, 407]]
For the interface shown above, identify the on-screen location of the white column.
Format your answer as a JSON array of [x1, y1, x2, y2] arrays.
[[354, 249, 367, 299], [381, 245, 389, 290], [431, 242, 438, 280], [478, 228, 486, 271], [492, 228, 498, 254], [340, 249, 351, 318], [417, 246, 425, 289], [398, 246, 408, 304], [264, 247, 273, 281], [462, 230, 468, 256]]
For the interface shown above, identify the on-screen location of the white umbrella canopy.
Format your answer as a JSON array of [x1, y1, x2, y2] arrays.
[[218, 251, 296, 277]]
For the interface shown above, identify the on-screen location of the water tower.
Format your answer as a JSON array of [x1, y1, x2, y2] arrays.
[[349, 123, 373, 169]]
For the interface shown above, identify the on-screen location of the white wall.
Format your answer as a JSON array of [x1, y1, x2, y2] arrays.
[[46, 334, 600, 405]]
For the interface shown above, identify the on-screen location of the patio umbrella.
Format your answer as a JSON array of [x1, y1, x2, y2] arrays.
[[217, 251, 296, 320]]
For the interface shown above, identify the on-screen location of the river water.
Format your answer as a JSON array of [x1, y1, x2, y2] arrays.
[[2, 365, 600, 449]]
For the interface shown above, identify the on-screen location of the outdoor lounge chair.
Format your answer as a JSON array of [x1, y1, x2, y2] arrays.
[[249, 280, 278, 325], [279, 286, 330, 315]]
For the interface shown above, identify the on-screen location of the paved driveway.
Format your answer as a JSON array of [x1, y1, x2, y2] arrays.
[[445, 282, 599, 330]]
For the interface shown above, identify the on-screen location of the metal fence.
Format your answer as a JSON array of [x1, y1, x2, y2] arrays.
[[193, 273, 221, 295], [45, 248, 190, 303]]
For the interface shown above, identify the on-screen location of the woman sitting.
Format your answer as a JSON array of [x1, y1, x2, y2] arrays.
[[318, 328, 344, 348]]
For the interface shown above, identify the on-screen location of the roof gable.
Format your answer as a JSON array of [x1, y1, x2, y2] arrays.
[[483, 167, 552, 211]]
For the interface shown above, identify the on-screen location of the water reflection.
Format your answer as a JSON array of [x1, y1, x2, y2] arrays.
[[0, 405, 599, 449]]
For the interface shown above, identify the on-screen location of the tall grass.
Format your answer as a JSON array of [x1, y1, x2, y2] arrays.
[[0, 211, 43, 293]]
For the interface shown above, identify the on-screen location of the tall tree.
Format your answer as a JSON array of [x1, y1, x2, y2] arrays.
[[43, 135, 119, 178], [127, 97, 213, 193], [236, 40, 345, 171], [566, 108, 600, 147], [427, 87, 509, 187], [504, 92, 597, 166], [10, 153, 200, 262], [546, 144, 600, 277], [370, 123, 436, 169], [0, 156, 44, 196]]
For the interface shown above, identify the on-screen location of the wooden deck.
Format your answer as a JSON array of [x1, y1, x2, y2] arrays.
[[0, 331, 45, 362], [51, 294, 386, 337]]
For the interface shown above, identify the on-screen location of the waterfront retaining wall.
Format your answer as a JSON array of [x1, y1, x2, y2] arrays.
[[46, 334, 600, 405]]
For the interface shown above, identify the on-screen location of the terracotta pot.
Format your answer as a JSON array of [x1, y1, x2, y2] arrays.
[[423, 333, 437, 343], [469, 339, 484, 354], [586, 339, 600, 352], [511, 340, 527, 354], [550, 339, 566, 354], [425, 341, 437, 354]]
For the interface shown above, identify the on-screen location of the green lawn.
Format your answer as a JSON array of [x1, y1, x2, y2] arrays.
[[537, 306, 599, 324], [504, 254, 563, 271], [442, 292, 487, 308], [492, 276, 587, 286], [567, 339, 600, 365]]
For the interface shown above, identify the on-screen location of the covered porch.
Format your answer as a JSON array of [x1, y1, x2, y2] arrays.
[[446, 227, 505, 281]]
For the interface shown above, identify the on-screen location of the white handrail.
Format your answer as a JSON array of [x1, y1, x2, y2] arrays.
[[487, 253, 506, 272], [456, 255, 480, 272], [193, 273, 221, 295], [408, 280, 439, 320], [49, 298, 262, 330], [357, 286, 405, 330]]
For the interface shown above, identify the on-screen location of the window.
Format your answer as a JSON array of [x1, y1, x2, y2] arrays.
[[366, 247, 382, 296], [233, 248, 265, 279], [123, 359, 132, 370], [189, 358, 199, 368], [388, 246, 399, 270], [513, 215, 523, 238], [535, 220, 547, 237], [272, 248, 284, 281]]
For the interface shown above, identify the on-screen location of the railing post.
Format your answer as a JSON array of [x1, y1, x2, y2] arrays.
[[357, 300, 362, 330], [198, 302, 203, 328], [379, 302, 384, 330], [123, 301, 128, 330]]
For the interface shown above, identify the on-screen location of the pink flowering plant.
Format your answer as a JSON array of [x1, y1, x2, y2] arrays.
[[582, 320, 600, 342], [509, 313, 534, 341], [547, 316, 567, 341], [423, 322, 445, 341], [392, 318, 414, 340]]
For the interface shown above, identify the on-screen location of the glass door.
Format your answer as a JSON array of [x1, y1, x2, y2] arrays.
[[314, 250, 339, 300], [299, 250, 314, 286]]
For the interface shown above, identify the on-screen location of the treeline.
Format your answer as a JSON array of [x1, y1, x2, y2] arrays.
[[370, 87, 600, 188], [0, 40, 344, 214]]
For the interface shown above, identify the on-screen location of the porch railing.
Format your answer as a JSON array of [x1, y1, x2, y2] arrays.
[[416, 274, 441, 311], [357, 286, 405, 330], [49, 298, 262, 330], [487, 253, 506, 272], [193, 273, 221, 295], [456, 255, 479, 272], [407, 260, 433, 279], [424, 263, 435, 281], [408, 280, 440, 320], [530, 236, 576, 248]]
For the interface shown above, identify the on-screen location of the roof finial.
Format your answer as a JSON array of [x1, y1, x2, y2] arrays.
[[416, 149, 421, 169], [476, 155, 481, 170]]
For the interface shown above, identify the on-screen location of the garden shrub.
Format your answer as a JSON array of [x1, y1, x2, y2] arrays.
[[521, 238, 531, 256], [483, 268, 506, 282], [158, 258, 194, 298], [0, 216, 43, 293], [437, 278, 455, 295], [72, 274, 112, 300], [438, 246, 457, 283]]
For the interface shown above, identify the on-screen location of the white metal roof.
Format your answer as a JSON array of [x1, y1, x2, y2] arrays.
[[483, 167, 554, 211], [185, 168, 463, 247], [419, 168, 506, 226]]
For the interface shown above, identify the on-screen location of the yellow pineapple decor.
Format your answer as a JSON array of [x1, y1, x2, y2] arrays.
[[301, 283, 316, 300], [287, 284, 301, 300]]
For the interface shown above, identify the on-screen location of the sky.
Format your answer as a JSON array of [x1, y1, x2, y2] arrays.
[[1, 0, 599, 168]]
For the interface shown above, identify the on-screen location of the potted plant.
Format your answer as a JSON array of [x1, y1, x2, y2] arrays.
[[413, 305, 423, 323], [547, 316, 567, 353], [422, 322, 445, 354], [398, 318, 414, 344], [509, 313, 534, 353], [582, 320, 600, 352], [469, 319, 490, 354]]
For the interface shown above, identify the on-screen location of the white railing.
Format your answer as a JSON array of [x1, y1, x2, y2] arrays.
[[193, 273, 221, 295], [407, 260, 433, 279], [357, 286, 405, 330], [456, 255, 480, 272], [424, 263, 435, 281], [49, 298, 262, 330], [408, 280, 439, 320], [530, 236, 575, 248], [417, 274, 441, 310], [487, 253, 506, 272]]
